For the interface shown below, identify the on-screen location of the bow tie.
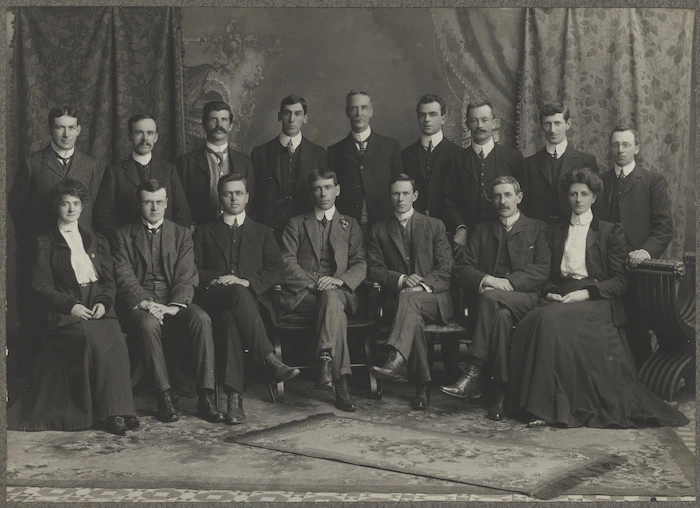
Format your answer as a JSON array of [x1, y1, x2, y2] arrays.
[[146, 225, 161, 234]]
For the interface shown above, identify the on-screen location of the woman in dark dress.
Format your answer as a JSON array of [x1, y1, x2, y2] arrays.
[[8, 179, 138, 436], [508, 168, 688, 428]]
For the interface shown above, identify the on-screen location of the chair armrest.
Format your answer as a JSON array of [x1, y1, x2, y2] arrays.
[[271, 284, 283, 322]]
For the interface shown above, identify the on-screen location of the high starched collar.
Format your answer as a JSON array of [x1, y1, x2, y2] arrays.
[[420, 131, 443, 149], [278, 132, 302, 149], [614, 161, 636, 178], [51, 142, 75, 159], [314, 206, 336, 221], [223, 210, 246, 227], [350, 127, 371, 143], [570, 208, 593, 226], [471, 137, 495, 158], [141, 218, 164, 231], [545, 139, 568, 157], [132, 152, 152, 165]]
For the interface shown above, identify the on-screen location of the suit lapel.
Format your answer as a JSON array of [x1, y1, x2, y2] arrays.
[[43, 147, 67, 179], [619, 168, 640, 199], [304, 213, 322, 262], [412, 142, 428, 179], [329, 213, 348, 272], [268, 139, 282, 188], [586, 219, 600, 253], [196, 146, 210, 176], [132, 223, 150, 268], [464, 147, 479, 182], [388, 216, 408, 271], [213, 218, 231, 268], [603, 169, 616, 208], [160, 221, 176, 285], [124, 158, 141, 188], [536, 149, 552, 186], [343, 135, 360, 161]]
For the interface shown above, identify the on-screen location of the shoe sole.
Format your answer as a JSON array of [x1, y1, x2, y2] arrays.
[[369, 366, 405, 381], [439, 387, 482, 399], [272, 369, 301, 384]]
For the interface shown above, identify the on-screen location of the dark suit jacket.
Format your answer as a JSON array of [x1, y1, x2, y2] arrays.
[[251, 136, 326, 236], [175, 145, 255, 225], [193, 216, 284, 320], [368, 211, 454, 322], [327, 132, 403, 225], [94, 157, 192, 242], [454, 213, 550, 294], [281, 210, 367, 312], [520, 144, 599, 223], [598, 165, 673, 258], [401, 138, 461, 222], [545, 219, 627, 325], [112, 219, 198, 310], [443, 143, 524, 232], [32, 226, 117, 330], [9, 145, 103, 237]]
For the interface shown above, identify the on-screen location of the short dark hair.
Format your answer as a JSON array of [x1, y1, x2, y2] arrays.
[[52, 178, 89, 211], [137, 178, 167, 200], [280, 94, 307, 115], [540, 101, 570, 123], [128, 113, 157, 134], [389, 173, 417, 193], [346, 90, 372, 104], [561, 167, 603, 198], [202, 101, 233, 125], [308, 168, 337, 188], [48, 106, 80, 128], [466, 100, 494, 119], [417, 94, 446, 116], [610, 125, 640, 146], [491, 175, 522, 195], [217, 172, 248, 195]]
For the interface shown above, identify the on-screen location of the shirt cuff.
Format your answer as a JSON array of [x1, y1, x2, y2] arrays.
[[398, 274, 405, 291], [640, 249, 651, 259], [456, 225, 467, 232], [168, 302, 188, 309], [478, 276, 487, 294], [419, 282, 433, 293]]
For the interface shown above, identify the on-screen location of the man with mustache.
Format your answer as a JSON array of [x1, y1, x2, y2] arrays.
[[519, 101, 599, 224], [176, 101, 255, 226], [327, 90, 402, 237], [95, 114, 192, 242], [443, 100, 524, 248], [441, 176, 550, 421]]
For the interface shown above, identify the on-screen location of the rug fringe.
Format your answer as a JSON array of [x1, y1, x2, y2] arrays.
[[530, 454, 627, 500], [225, 413, 336, 443]]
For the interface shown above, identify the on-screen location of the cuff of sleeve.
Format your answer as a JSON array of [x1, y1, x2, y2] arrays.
[[168, 302, 188, 309], [584, 285, 601, 300], [419, 282, 433, 293], [456, 225, 467, 231], [478, 276, 486, 294], [640, 249, 651, 260], [94, 295, 114, 313], [60, 296, 81, 315], [398, 274, 405, 291]]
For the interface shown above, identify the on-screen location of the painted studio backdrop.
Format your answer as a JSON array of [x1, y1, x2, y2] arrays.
[[5, 7, 696, 344]]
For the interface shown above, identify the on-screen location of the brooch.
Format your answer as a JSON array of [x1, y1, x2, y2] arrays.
[[339, 217, 349, 231]]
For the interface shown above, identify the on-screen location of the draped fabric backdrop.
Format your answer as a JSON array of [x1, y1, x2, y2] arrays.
[[517, 8, 694, 259], [6, 7, 186, 338]]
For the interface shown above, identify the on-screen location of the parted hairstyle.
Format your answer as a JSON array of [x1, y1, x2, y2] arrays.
[[52, 178, 89, 211], [561, 167, 604, 198], [539, 101, 570, 123], [128, 113, 157, 134], [136, 178, 167, 200], [280, 94, 308, 115], [48, 106, 80, 128], [217, 172, 248, 195], [417, 94, 446, 116], [202, 100, 233, 124], [308, 168, 338, 187], [389, 173, 417, 192], [610, 125, 640, 146], [466, 100, 495, 118], [491, 175, 522, 195]]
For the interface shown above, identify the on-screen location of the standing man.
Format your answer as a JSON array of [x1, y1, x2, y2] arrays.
[[327, 90, 402, 235], [281, 168, 367, 412], [443, 100, 524, 245], [194, 173, 300, 424], [368, 174, 455, 410], [95, 114, 192, 242], [441, 176, 550, 421], [10, 106, 103, 237], [599, 126, 673, 368], [251, 94, 326, 241], [519, 101, 599, 224], [176, 101, 255, 225], [113, 179, 223, 425]]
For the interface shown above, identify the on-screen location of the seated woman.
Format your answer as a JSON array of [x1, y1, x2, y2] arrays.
[[508, 168, 688, 428], [8, 179, 138, 436]]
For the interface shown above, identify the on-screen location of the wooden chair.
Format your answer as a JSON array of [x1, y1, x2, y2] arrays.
[[627, 252, 696, 401], [268, 280, 383, 402]]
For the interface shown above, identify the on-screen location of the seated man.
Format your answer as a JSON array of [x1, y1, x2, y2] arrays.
[[441, 176, 550, 420], [368, 174, 454, 410], [113, 179, 222, 424], [193, 173, 300, 424], [281, 168, 367, 411]]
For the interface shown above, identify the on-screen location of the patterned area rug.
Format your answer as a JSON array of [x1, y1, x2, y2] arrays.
[[230, 413, 624, 499], [6, 380, 695, 498]]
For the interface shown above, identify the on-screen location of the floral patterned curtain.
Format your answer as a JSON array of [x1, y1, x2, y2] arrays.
[[517, 8, 694, 259]]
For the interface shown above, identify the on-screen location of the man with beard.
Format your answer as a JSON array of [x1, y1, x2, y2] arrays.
[[95, 114, 192, 242], [176, 101, 255, 225]]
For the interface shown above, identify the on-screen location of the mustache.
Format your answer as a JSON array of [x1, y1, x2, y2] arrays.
[[209, 127, 227, 134]]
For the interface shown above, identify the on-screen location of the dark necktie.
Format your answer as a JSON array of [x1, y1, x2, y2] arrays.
[[206, 146, 225, 169], [146, 225, 160, 235], [618, 171, 626, 182], [479, 149, 485, 162], [287, 140, 295, 156], [551, 148, 558, 159], [320, 216, 329, 230], [55, 152, 72, 173], [230, 217, 239, 231], [356, 140, 366, 157], [135, 160, 151, 180], [426, 139, 433, 154]]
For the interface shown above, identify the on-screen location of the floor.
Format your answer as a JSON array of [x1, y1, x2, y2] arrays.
[[6, 370, 696, 504]]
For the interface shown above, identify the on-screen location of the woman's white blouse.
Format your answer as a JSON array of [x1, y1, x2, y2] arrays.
[[59, 227, 99, 285], [560, 209, 593, 279]]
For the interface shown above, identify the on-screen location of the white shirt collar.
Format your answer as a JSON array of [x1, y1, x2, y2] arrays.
[[614, 160, 636, 177], [57, 219, 79, 233], [420, 130, 443, 149], [222, 210, 246, 226], [314, 205, 336, 221], [570, 208, 594, 226], [545, 139, 568, 157], [279, 132, 302, 149], [499, 210, 520, 229], [132, 151, 152, 165], [471, 137, 495, 158], [51, 142, 75, 159], [206, 141, 229, 155], [394, 208, 415, 222], [351, 126, 372, 143], [141, 218, 164, 230]]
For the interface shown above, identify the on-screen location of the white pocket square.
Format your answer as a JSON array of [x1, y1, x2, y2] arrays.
[[528, 245, 534, 249]]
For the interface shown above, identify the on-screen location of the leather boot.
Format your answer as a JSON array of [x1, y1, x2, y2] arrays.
[[197, 389, 225, 423], [226, 391, 247, 425], [440, 363, 483, 399], [411, 383, 430, 410], [487, 384, 507, 421], [264, 353, 301, 383], [104, 416, 128, 436], [334, 375, 357, 412], [315, 351, 334, 391], [124, 416, 140, 430], [156, 389, 179, 423], [370, 348, 408, 380]]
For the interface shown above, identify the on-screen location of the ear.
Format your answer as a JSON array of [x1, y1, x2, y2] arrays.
[[277, 112, 283, 122], [335, 184, 341, 196], [76, 125, 82, 136]]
